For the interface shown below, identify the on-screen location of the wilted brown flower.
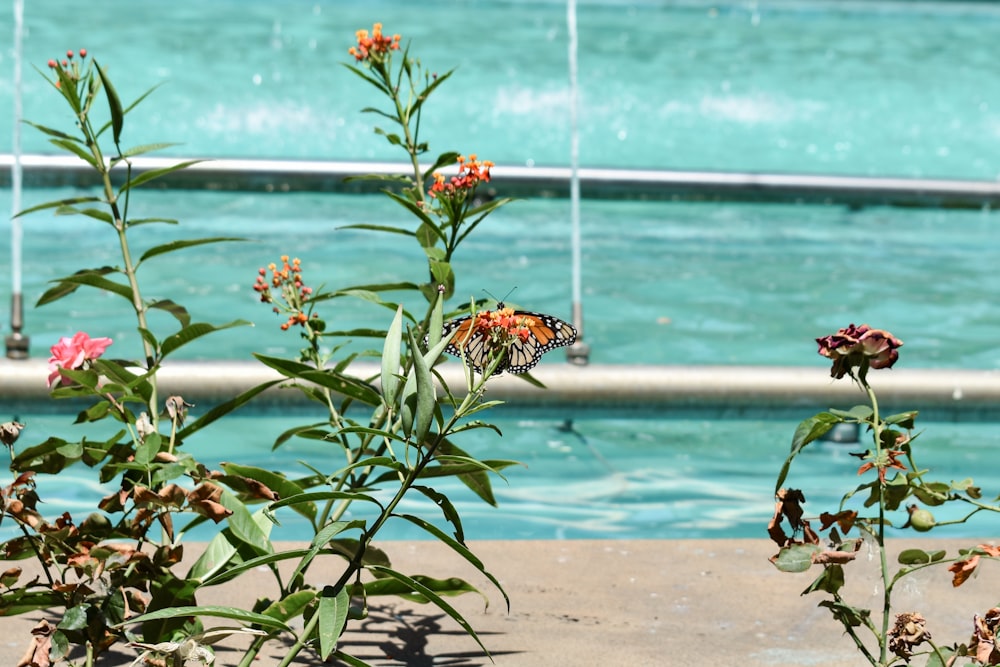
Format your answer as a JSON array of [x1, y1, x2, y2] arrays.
[[969, 607, 1000, 665], [888, 612, 931, 661], [816, 323, 903, 379]]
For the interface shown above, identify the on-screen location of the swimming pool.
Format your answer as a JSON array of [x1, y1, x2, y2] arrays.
[[2, 0, 1000, 178], [3, 1, 1000, 541], [7, 408, 1000, 541]]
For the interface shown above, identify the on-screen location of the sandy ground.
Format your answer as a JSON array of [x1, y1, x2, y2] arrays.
[[1, 538, 998, 666]]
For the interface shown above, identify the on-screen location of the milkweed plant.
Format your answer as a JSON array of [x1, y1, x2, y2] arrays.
[[771, 324, 1000, 666], [0, 25, 531, 667]]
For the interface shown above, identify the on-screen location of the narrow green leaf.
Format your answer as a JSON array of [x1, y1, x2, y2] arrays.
[[365, 566, 490, 658], [147, 299, 191, 328], [160, 320, 252, 358], [96, 61, 124, 144], [119, 160, 205, 192], [22, 119, 77, 141], [395, 513, 509, 611], [383, 190, 440, 232], [266, 491, 381, 514], [337, 224, 415, 238], [413, 485, 464, 542], [220, 490, 272, 554], [318, 586, 350, 660], [138, 237, 245, 264], [16, 195, 103, 218], [116, 605, 291, 632], [49, 137, 99, 168], [38, 270, 133, 305], [119, 142, 182, 158], [261, 590, 317, 623], [381, 306, 404, 404], [408, 328, 436, 443], [177, 379, 284, 441], [200, 552, 309, 586]]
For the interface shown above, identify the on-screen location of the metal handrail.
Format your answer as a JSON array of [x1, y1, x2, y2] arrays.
[[3, 358, 1000, 420], [3, 154, 1000, 208]]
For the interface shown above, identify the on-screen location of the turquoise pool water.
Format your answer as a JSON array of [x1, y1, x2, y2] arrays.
[[1, 1, 1000, 178], [2, 189, 999, 369], [9, 411, 1000, 541], [3, 2, 1000, 541]]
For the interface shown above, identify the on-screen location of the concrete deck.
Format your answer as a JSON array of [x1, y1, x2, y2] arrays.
[[2, 538, 998, 666]]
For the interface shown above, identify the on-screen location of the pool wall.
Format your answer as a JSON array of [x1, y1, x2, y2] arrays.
[[4, 154, 1000, 208]]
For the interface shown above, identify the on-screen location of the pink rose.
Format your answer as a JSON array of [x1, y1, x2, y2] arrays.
[[47, 331, 113, 388]]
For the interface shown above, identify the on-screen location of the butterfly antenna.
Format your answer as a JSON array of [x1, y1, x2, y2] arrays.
[[483, 287, 517, 307]]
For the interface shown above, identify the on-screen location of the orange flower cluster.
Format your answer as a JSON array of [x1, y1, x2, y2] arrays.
[[429, 154, 494, 200], [348, 23, 401, 62], [253, 255, 314, 330], [474, 307, 532, 343]]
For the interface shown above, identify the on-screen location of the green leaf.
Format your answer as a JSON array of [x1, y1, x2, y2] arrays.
[[413, 485, 464, 542], [147, 299, 191, 328], [829, 405, 874, 421], [134, 432, 161, 466], [818, 599, 870, 628], [177, 379, 284, 441], [775, 412, 842, 493], [412, 68, 455, 115], [57, 605, 89, 631], [119, 142, 182, 158], [119, 160, 205, 192], [261, 590, 317, 623], [0, 589, 64, 616], [407, 328, 436, 443], [220, 490, 272, 554], [96, 61, 124, 144], [117, 605, 291, 632], [56, 206, 114, 225], [138, 237, 245, 265], [22, 119, 77, 141], [383, 190, 440, 231], [48, 137, 99, 169], [337, 223, 416, 237], [16, 195, 103, 219], [318, 586, 350, 660], [160, 320, 252, 358], [381, 305, 404, 404], [771, 544, 820, 573], [884, 410, 918, 429], [395, 513, 509, 611], [897, 549, 946, 565], [266, 491, 381, 514], [365, 568, 488, 617], [38, 268, 132, 306], [802, 563, 845, 595]]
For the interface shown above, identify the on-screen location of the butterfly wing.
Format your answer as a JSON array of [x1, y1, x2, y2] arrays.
[[504, 311, 578, 374], [440, 308, 578, 375], [442, 316, 496, 374]]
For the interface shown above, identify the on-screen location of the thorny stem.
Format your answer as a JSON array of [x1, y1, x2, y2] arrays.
[[859, 365, 892, 666]]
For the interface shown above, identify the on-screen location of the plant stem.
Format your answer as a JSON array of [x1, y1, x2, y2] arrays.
[[862, 373, 891, 666]]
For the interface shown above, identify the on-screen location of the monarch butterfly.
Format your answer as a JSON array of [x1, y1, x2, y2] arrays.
[[439, 303, 577, 375]]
